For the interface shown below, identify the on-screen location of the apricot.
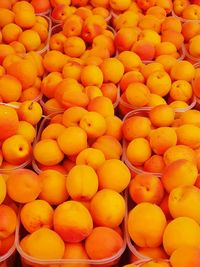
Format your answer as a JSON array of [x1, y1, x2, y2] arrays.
[[2, 134, 31, 165], [66, 165, 98, 201], [20, 200, 54, 233], [87, 96, 114, 117], [7, 169, 42, 203], [63, 242, 90, 267], [79, 111, 107, 139], [97, 159, 131, 192], [128, 203, 167, 247], [41, 123, 65, 140], [0, 175, 6, 205], [6, 58, 38, 89], [118, 51, 142, 72], [176, 124, 200, 149], [163, 145, 196, 165], [149, 127, 177, 155], [120, 70, 145, 92], [168, 185, 200, 224], [170, 246, 200, 267], [122, 116, 151, 141], [105, 116, 123, 140], [92, 135, 122, 159], [85, 226, 124, 259], [126, 137, 152, 166], [170, 60, 195, 82], [38, 170, 68, 205], [76, 148, 105, 170], [53, 200, 93, 242], [179, 109, 200, 127], [161, 159, 198, 193], [57, 126, 88, 156], [144, 155, 165, 173], [81, 65, 103, 87], [33, 139, 64, 166], [62, 107, 88, 127], [149, 105, 175, 127], [0, 204, 17, 239], [163, 217, 200, 255], [25, 228, 65, 259], [42, 50, 68, 73], [90, 189, 125, 228], [129, 174, 164, 204], [0, 105, 19, 141], [125, 82, 150, 107], [100, 57, 124, 84]]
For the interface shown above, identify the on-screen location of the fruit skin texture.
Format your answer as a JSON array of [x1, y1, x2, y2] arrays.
[[90, 189, 126, 228], [25, 228, 65, 260], [0, 105, 19, 141], [0, 175, 6, 205], [85, 226, 124, 260], [128, 203, 167, 248], [129, 174, 164, 204], [53, 201, 93, 243], [7, 169, 42, 204], [161, 159, 198, 193], [57, 126, 88, 156], [38, 170, 69, 206], [66, 165, 99, 201], [20, 199, 54, 234], [170, 246, 200, 267], [33, 139, 64, 166], [163, 217, 200, 256], [0, 204, 17, 239], [168, 185, 200, 224], [96, 159, 131, 192]]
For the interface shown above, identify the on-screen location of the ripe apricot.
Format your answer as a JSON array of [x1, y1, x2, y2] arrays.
[[7, 169, 42, 203], [97, 159, 131, 192]]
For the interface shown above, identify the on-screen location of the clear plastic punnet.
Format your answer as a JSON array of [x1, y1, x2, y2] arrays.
[[119, 91, 197, 118], [172, 9, 200, 23], [122, 104, 197, 178], [16, 218, 126, 267], [36, 15, 52, 55], [0, 102, 36, 174], [0, 242, 16, 267]]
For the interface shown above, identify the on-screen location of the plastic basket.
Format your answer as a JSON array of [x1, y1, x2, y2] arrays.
[[16, 199, 127, 267], [172, 9, 200, 23], [119, 89, 197, 118], [36, 15, 52, 55], [122, 104, 197, 178], [0, 244, 16, 267]]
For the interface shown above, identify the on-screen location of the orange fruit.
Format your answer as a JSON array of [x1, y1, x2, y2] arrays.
[[38, 170, 69, 205], [20, 199, 54, 233], [128, 202, 167, 247], [66, 164, 98, 201], [0, 105, 19, 141], [85, 226, 124, 260], [92, 135, 122, 159], [126, 138, 152, 166], [97, 159, 131, 192], [149, 105, 175, 127], [53, 200, 93, 242], [7, 169, 42, 203], [163, 217, 200, 255], [25, 228, 65, 259], [161, 159, 198, 193], [57, 126, 88, 156], [90, 189, 125, 228]]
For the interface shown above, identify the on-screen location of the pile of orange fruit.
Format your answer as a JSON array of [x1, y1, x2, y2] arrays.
[[0, 1, 200, 267]]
